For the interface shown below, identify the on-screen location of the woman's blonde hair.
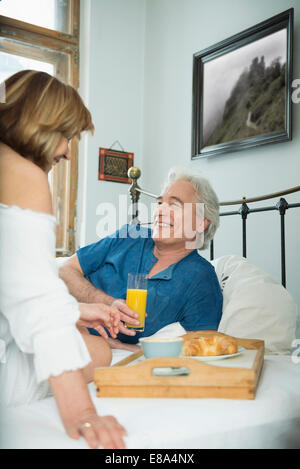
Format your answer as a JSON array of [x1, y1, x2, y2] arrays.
[[0, 70, 94, 170]]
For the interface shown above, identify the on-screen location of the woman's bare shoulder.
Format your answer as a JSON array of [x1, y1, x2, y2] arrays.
[[0, 143, 53, 215]]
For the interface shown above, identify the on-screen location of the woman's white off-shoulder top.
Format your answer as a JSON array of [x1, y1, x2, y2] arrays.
[[0, 204, 91, 383]]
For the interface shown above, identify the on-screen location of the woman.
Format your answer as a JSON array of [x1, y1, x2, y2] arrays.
[[0, 70, 138, 449]]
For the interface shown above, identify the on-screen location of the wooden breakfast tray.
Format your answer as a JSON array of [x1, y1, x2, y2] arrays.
[[94, 331, 264, 400]]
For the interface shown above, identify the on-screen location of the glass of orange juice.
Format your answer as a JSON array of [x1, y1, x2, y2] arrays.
[[125, 273, 148, 332]]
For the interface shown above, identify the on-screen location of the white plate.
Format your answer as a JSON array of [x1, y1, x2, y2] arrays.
[[181, 346, 246, 362], [151, 347, 246, 376]]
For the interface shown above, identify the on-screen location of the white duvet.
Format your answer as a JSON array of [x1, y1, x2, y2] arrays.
[[1, 351, 300, 449]]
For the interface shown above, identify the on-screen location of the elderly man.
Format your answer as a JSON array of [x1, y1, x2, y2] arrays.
[[60, 168, 222, 351]]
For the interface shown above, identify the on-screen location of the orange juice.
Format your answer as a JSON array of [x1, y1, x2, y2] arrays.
[[125, 288, 147, 331]]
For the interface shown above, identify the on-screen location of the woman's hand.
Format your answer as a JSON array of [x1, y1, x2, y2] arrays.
[[78, 303, 120, 338], [77, 302, 140, 339], [50, 370, 127, 449], [67, 410, 127, 450]]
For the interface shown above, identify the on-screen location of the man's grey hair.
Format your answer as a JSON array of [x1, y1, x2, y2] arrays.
[[163, 167, 220, 250]]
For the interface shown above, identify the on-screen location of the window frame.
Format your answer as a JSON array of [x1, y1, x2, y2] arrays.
[[0, 0, 80, 256]]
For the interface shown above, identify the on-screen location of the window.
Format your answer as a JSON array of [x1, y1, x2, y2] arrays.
[[0, 0, 72, 34], [0, 0, 80, 255]]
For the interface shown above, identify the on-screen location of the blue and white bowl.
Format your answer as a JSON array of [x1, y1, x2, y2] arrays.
[[139, 337, 184, 359]]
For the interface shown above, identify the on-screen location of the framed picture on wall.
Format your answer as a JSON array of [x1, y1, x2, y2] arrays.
[[191, 8, 293, 159], [98, 148, 134, 184]]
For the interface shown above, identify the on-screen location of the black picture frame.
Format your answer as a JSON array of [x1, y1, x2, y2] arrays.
[[191, 8, 294, 159]]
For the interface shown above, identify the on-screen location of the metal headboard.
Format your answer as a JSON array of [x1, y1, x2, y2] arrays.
[[127, 166, 300, 288]]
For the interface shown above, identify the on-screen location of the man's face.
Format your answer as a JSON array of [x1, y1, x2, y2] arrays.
[[152, 179, 208, 248]]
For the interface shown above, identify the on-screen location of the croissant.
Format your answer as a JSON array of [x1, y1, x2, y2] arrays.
[[182, 335, 238, 356]]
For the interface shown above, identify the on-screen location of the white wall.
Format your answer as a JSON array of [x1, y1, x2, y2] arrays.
[[77, 0, 146, 247], [78, 0, 300, 309], [141, 0, 300, 308]]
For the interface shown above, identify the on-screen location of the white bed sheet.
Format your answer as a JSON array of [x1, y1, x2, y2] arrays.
[[1, 352, 300, 449]]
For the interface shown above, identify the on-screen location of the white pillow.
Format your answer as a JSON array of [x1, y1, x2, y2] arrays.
[[211, 255, 299, 354]]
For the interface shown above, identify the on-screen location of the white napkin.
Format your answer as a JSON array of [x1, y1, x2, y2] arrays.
[[148, 322, 186, 339]]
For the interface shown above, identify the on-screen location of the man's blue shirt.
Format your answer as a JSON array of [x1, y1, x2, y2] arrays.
[[76, 224, 223, 344]]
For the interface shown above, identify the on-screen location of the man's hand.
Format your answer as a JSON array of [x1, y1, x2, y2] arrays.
[[106, 337, 141, 353]]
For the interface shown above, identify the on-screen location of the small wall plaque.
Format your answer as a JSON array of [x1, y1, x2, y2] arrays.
[[98, 148, 134, 184]]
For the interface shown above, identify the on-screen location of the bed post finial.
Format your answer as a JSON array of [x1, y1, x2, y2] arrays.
[[128, 167, 141, 223]]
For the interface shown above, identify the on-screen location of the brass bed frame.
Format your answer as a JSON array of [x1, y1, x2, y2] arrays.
[[127, 166, 300, 288]]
